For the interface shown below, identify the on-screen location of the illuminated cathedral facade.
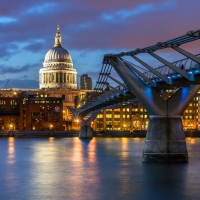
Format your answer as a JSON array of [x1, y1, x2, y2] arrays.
[[39, 25, 77, 89]]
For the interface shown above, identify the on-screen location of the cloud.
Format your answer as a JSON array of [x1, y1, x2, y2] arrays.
[[26, 2, 59, 14], [0, 43, 19, 59], [0, 63, 38, 74], [101, 4, 154, 23], [0, 16, 17, 24], [24, 40, 46, 52], [0, 79, 39, 89]]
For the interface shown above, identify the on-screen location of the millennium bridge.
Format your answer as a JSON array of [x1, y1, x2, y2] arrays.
[[69, 29, 200, 162]]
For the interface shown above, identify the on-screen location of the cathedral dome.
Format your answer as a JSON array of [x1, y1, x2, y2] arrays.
[[43, 25, 73, 67], [44, 46, 72, 63]]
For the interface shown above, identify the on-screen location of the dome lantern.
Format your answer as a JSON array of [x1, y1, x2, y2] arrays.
[[54, 24, 62, 47]]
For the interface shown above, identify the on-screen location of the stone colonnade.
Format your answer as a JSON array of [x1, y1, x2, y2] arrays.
[[40, 72, 76, 84]]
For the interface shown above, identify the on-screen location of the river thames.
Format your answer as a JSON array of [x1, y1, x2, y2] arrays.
[[0, 137, 200, 200]]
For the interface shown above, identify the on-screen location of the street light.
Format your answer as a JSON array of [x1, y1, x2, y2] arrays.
[[123, 124, 126, 130], [50, 124, 53, 130], [10, 124, 13, 130]]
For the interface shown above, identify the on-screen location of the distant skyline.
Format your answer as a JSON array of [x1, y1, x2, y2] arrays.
[[0, 0, 200, 88]]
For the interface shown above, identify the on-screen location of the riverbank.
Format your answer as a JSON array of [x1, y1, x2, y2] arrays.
[[0, 130, 79, 138], [0, 130, 200, 138]]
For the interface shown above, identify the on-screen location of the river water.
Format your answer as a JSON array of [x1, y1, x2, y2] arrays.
[[0, 137, 200, 200]]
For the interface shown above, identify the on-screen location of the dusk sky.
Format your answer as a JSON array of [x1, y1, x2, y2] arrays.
[[0, 0, 200, 89]]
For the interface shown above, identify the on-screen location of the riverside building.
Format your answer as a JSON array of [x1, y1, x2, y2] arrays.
[[91, 92, 200, 131], [0, 89, 199, 131]]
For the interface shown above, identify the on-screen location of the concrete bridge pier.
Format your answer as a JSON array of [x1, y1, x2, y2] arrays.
[[143, 116, 187, 162], [79, 125, 93, 139]]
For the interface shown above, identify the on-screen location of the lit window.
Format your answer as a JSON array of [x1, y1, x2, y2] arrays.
[[97, 114, 103, 118]]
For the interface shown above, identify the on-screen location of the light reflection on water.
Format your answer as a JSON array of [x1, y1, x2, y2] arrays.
[[187, 137, 196, 144], [0, 137, 199, 200], [7, 137, 15, 164]]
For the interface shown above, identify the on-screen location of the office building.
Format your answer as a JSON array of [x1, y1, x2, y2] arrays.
[[80, 74, 92, 90]]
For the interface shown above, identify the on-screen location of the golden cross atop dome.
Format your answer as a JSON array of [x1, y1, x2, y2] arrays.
[[54, 24, 62, 47]]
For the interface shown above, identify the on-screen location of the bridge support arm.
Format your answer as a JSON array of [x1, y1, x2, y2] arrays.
[[168, 85, 200, 115], [131, 55, 170, 84], [149, 52, 192, 81], [108, 56, 167, 115], [173, 46, 200, 64], [107, 75, 128, 89], [123, 60, 154, 85]]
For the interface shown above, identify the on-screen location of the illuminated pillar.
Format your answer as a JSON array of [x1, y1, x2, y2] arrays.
[[42, 73, 44, 83], [69, 73, 71, 83], [74, 74, 77, 84]]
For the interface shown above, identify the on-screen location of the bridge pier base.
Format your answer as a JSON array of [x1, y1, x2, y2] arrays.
[[142, 116, 188, 162], [79, 125, 93, 139]]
